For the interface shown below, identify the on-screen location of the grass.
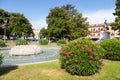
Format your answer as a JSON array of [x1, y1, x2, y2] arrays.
[[40, 43, 60, 48], [5, 40, 60, 48], [0, 60, 120, 80]]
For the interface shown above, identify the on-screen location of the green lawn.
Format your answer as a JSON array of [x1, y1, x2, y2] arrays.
[[6, 40, 60, 48], [0, 60, 120, 80], [40, 43, 59, 48]]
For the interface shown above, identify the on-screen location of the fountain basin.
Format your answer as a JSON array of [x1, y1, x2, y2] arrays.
[[0, 48, 59, 65], [9, 45, 42, 56]]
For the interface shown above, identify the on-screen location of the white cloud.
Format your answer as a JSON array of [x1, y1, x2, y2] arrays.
[[30, 18, 47, 29], [84, 9, 115, 24]]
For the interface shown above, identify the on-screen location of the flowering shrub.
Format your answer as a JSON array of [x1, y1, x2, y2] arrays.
[[59, 38, 105, 76], [100, 39, 120, 61]]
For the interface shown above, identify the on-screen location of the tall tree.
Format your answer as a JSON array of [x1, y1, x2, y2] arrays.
[[62, 4, 78, 18], [0, 9, 34, 39], [71, 13, 89, 39], [46, 7, 71, 39], [62, 4, 89, 39], [8, 13, 33, 38], [46, 4, 89, 40], [0, 9, 10, 38], [112, 0, 120, 32]]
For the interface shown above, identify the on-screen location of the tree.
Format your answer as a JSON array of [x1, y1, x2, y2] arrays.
[[8, 13, 33, 38], [39, 27, 47, 39], [62, 4, 89, 39], [0, 9, 10, 38], [71, 13, 89, 39], [62, 4, 78, 18], [46, 7, 71, 39], [112, 0, 120, 32], [0, 9, 34, 39], [46, 4, 89, 40]]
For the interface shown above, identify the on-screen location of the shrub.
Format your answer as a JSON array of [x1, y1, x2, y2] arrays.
[[59, 38, 105, 76], [57, 40, 66, 46], [0, 54, 3, 65], [16, 39, 28, 45], [100, 39, 120, 61], [0, 40, 5, 47], [39, 39, 48, 45]]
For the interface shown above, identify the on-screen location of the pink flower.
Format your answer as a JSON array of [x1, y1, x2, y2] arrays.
[[69, 69, 73, 73], [66, 55, 70, 58], [65, 51, 73, 56], [89, 56, 93, 59], [60, 46, 67, 51], [81, 60, 85, 62], [66, 61, 69, 64], [75, 65, 79, 68], [65, 52, 69, 55], [89, 60, 92, 64], [76, 43, 80, 48], [86, 46, 92, 52], [101, 63, 104, 67], [93, 52, 97, 56], [68, 50, 73, 54], [75, 59, 79, 63]]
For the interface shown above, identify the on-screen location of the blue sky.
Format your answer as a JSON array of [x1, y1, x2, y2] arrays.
[[0, 0, 115, 29]]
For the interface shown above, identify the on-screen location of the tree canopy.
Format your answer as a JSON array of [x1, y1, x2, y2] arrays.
[[112, 0, 120, 32], [39, 27, 47, 39], [46, 4, 89, 40], [0, 9, 33, 39], [46, 7, 71, 39]]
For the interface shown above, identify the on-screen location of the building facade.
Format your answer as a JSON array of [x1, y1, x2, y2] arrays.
[[88, 24, 115, 40], [33, 29, 40, 40]]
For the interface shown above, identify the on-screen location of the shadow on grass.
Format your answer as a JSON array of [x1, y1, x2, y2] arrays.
[[115, 78, 120, 80], [0, 65, 18, 76]]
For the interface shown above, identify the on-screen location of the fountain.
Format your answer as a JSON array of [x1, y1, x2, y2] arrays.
[[9, 45, 42, 56], [0, 45, 59, 65]]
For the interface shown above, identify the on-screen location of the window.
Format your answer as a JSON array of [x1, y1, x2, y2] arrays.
[[98, 28, 100, 32], [97, 34, 100, 36], [93, 34, 95, 36], [91, 29, 92, 32]]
